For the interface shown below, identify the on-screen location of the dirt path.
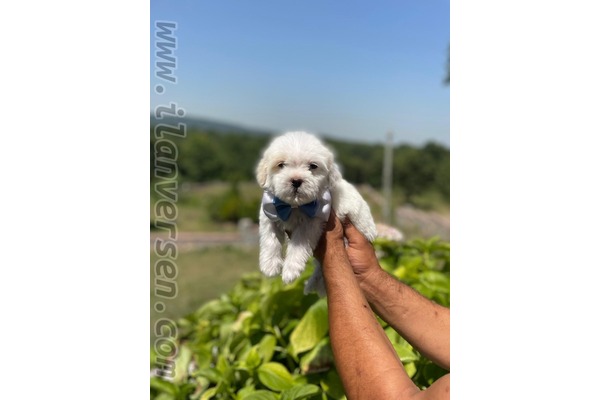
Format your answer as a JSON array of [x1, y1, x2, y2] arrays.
[[150, 224, 259, 251]]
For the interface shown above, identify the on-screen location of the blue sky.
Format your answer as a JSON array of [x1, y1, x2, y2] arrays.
[[151, 0, 449, 146]]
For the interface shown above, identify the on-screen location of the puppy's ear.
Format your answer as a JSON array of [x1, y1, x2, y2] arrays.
[[328, 162, 342, 187], [256, 157, 269, 188]]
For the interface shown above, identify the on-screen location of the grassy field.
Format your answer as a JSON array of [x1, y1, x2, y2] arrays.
[[151, 181, 263, 232], [150, 244, 260, 340]]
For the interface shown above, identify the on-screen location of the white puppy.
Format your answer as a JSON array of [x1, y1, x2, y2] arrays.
[[256, 131, 377, 295]]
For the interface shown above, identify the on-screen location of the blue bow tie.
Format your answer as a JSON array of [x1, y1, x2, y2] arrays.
[[262, 190, 331, 222], [273, 197, 318, 221]]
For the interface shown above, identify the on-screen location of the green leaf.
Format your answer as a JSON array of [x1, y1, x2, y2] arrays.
[[257, 334, 277, 363], [236, 384, 256, 399], [292, 375, 308, 385], [228, 330, 250, 357], [320, 369, 345, 400], [214, 354, 234, 385], [384, 326, 400, 344], [173, 343, 192, 383], [404, 361, 417, 378], [240, 390, 279, 400], [379, 257, 396, 273], [289, 298, 328, 356], [392, 265, 407, 279], [189, 377, 211, 400], [176, 383, 197, 399], [195, 368, 223, 384], [257, 362, 295, 391], [192, 345, 212, 370], [199, 387, 218, 400], [154, 393, 175, 400], [393, 343, 420, 364], [150, 376, 178, 395], [261, 286, 304, 326], [245, 346, 261, 370], [299, 338, 333, 374], [280, 383, 321, 400], [194, 299, 237, 320], [233, 310, 254, 332]]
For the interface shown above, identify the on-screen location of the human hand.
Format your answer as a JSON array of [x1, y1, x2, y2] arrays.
[[341, 218, 381, 283], [314, 210, 345, 262], [314, 210, 380, 282]]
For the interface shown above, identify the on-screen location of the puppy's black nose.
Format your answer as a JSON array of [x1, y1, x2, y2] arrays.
[[291, 179, 303, 188]]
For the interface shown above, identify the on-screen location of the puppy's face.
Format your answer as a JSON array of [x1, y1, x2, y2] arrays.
[[256, 132, 341, 206]]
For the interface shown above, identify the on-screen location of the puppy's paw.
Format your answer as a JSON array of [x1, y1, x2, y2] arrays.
[[281, 267, 301, 284], [347, 214, 377, 242], [281, 260, 305, 284], [361, 221, 378, 242], [259, 255, 283, 277]]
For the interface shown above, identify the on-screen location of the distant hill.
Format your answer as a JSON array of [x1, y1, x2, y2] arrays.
[[150, 114, 274, 136], [150, 113, 449, 206]]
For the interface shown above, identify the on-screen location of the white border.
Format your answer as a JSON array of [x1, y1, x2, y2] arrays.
[[452, 0, 600, 397], [2, 1, 148, 398]]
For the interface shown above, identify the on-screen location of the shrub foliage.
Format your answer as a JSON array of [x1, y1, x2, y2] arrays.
[[150, 237, 450, 400], [206, 182, 262, 224], [150, 129, 449, 204]]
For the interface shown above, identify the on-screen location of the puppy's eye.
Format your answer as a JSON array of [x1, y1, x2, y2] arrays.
[[277, 162, 285, 169], [309, 163, 318, 170]]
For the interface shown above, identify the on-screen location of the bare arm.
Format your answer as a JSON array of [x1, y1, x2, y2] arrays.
[[342, 221, 450, 371], [316, 214, 420, 400]]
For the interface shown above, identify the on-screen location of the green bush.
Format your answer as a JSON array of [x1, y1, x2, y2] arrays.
[[150, 128, 449, 209], [207, 182, 261, 223], [150, 238, 450, 399]]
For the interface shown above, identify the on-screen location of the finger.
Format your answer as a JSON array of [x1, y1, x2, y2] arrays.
[[315, 210, 341, 260], [321, 208, 336, 231]]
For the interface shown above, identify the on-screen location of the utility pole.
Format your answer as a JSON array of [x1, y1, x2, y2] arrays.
[[382, 131, 393, 225]]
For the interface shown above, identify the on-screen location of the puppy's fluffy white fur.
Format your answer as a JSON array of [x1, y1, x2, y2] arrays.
[[256, 131, 377, 295]]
